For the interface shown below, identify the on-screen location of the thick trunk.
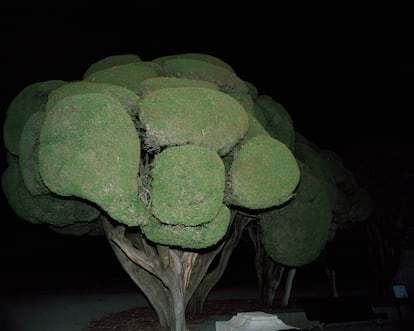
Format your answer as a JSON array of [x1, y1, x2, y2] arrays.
[[185, 243, 224, 314], [162, 249, 191, 331], [102, 217, 170, 326], [188, 213, 254, 314], [102, 216, 203, 331]]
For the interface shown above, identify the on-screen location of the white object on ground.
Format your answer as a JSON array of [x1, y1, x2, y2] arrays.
[[216, 311, 298, 331]]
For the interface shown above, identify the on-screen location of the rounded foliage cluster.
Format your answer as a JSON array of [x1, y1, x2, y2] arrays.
[[260, 161, 332, 267], [2, 52, 301, 249]]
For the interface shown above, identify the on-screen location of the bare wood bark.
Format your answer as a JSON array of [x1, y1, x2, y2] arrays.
[[247, 221, 265, 303], [102, 217, 170, 326], [110, 223, 161, 277], [249, 221, 294, 307], [281, 268, 296, 307], [185, 243, 224, 308], [102, 216, 197, 331], [262, 257, 285, 306], [187, 212, 255, 314]]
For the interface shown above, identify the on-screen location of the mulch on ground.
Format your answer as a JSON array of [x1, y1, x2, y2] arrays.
[[82, 298, 302, 331]]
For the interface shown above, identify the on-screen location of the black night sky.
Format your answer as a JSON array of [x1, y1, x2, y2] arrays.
[[1, 4, 413, 297]]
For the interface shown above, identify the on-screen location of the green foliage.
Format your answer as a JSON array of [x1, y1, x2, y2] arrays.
[[141, 204, 231, 249], [46, 81, 141, 121], [3, 80, 66, 155], [136, 76, 219, 98], [228, 92, 255, 112], [227, 135, 300, 209], [39, 93, 148, 226], [242, 112, 271, 140], [2, 157, 99, 226], [2, 52, 305, 250], [260, 161, 332, 267], [252, 95, 295, 151], [151, 144, 225, 226], [19, 112, 49, 195], [83, 61, 162, 94], [139, 87, 249, 155], [294, 139, 337, 209], [161, 58, 248, 93], [243, 81, 259, 100], [152, 52, 235, 73], [83, 53, 142, 79]]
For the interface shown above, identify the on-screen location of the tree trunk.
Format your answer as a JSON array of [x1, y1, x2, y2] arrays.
[[187, 212, 255, 314], [319, 248, 339, 297], [262, 257, 284, 306], [248, 222, 285, 306], [102, 216, 211, 331], [281, 268, 296, 307], [104, 224, 170, 326], [247, 221, 265, 303]]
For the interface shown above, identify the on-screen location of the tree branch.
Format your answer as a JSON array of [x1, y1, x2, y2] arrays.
[[110, 223, 161, 278]]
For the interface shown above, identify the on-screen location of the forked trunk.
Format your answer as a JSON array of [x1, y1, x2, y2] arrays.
[[188, 213, 254, 314], [101, 216, 221, 331]]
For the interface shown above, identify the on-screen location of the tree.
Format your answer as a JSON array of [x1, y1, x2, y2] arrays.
[[318, 148, 372, 297], [252, 134, 335, 307], [248, 130, 373, 307], [2, 53, 301, 331], [187, 93, 296, 314]]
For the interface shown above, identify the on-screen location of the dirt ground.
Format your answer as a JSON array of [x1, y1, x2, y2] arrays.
[[82, 298, 298, 331]]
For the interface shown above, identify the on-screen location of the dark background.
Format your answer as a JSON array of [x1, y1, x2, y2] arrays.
[[0, 4, 412, 295]]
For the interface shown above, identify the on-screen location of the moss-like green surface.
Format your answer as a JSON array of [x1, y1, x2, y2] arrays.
[[139, 87, 249, 155], [260, 161, 332, 267], [2, 52, 331, 255], [252, 95, 295, 151], [141, 204, 231, 249], [152, 52, 235, 73], [136, 76, 219, 98], [151, 145, 225, 226], [46, 81, 141, 120], [294, 141, 337, 209], [161, 58, 249, 93], [18, 112, 49, 195], [3, 80, 67, 155], [242, 112, 270, 141], [2, 157, 38, 223], [244, 81, 259, 100], [2, 158, 100, 226], [83, 53, 142, 78], [39, 93, 148, 226], [83, 61, 161, 94], [228, 92, 254, 112], [228, 135, 300, 209]]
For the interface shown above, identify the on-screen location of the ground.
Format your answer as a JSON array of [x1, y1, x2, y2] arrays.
[[81, 298, 299, 331]]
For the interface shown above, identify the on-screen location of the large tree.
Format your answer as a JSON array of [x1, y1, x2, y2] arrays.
[[2, 53, 301, 331], [253, 135, 335, 307], [249, 134, 372, 307], [187, 93, 296, 314]]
